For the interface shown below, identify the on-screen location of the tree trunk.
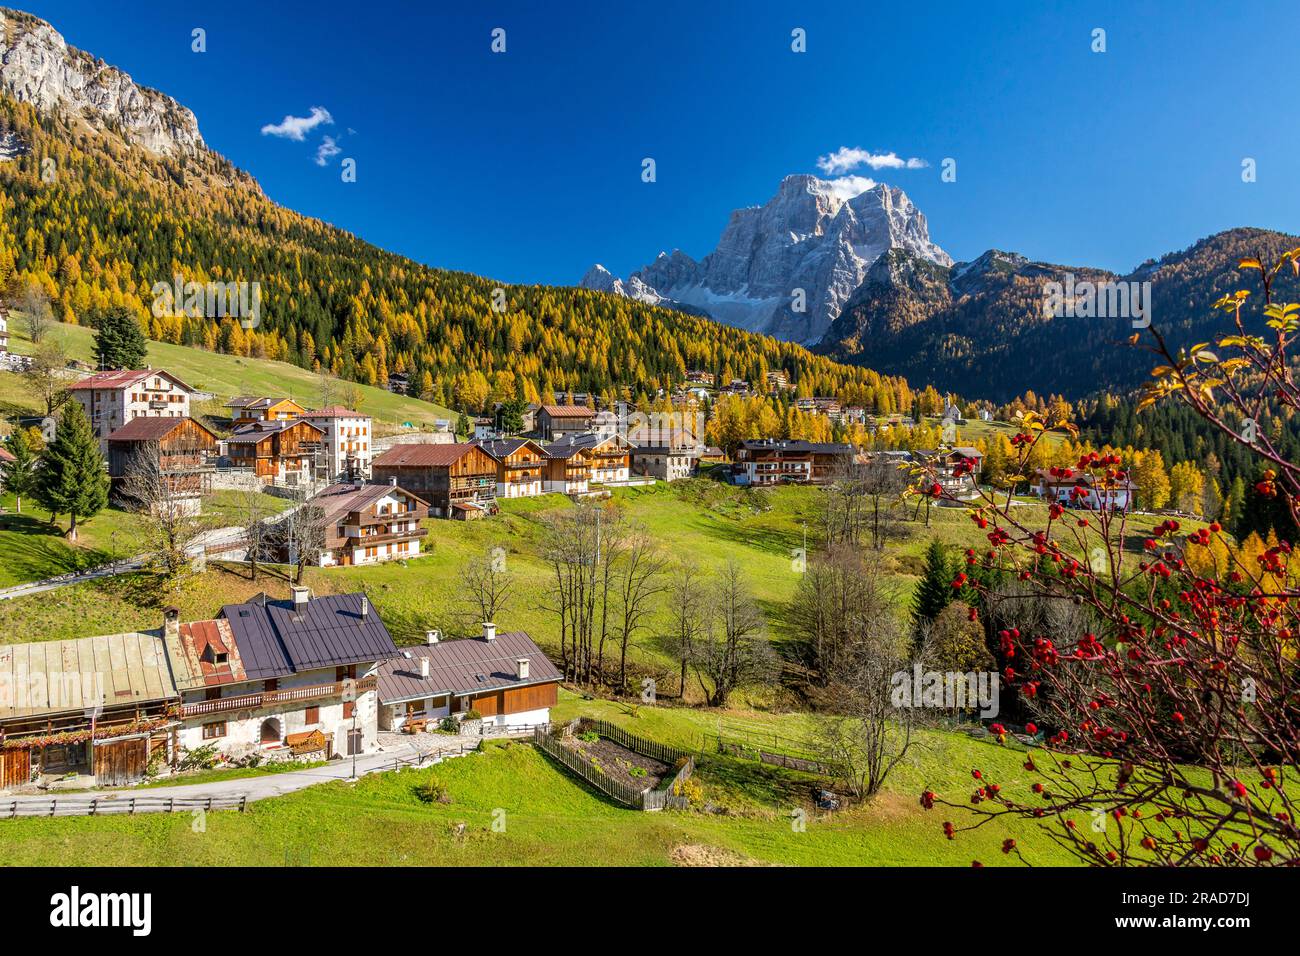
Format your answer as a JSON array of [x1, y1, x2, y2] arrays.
[[67, 512, 78, 541]]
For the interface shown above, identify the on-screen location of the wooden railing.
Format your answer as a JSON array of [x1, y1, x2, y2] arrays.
[[181, 676, 377, 717]]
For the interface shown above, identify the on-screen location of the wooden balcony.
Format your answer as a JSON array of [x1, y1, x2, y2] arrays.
[[181, 676, 377, 718]]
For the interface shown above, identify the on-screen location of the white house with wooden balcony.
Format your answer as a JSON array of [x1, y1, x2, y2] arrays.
[[165, 591, 399, 763], [376, 623, 562, 733], [299, 480, 429, 567], [69, 368, 195, 452]]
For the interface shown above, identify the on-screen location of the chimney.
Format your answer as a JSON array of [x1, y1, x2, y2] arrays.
[[420, 658, 430, 679], [291, 586, 309, 611], [482, 622, 496, 642], [163, 606, 180, 641], [516, 657, 530, 680], [425, 629, 440, 645], [360, 595, 370, 618], [389, 476, 397, 487]]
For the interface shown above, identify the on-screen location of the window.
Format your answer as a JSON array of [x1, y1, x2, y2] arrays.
[[204, 688, 221, 701], [305, 705, 319, 723], [202, 722, 226, 739], [265, 678, 279, 692], [346, 729, 363, 756], [343, 701, 356, 719]]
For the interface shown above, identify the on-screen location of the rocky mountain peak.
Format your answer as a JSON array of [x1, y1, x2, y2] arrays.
[[580, 174, 950, 346], [0, 7, 203, 156]]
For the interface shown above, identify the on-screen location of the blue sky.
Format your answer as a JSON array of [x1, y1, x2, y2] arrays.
[[19, 0, 1300, 284]]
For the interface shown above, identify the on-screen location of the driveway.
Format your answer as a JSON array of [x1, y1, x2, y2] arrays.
[[0, 734, 481, 815]]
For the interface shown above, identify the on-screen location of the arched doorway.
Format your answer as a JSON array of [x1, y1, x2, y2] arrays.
[[260, 718, 282, 745]]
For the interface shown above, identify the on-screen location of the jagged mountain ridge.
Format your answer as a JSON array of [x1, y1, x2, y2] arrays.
[[582, 174, 951, 346], [820, 228, 1300, 401], [0, 6, 202, 156]]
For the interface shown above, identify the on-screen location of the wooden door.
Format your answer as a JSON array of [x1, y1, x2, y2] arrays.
[[93, 738, 148, 787]]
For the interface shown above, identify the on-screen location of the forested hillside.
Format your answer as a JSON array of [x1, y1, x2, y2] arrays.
[[0, 96, 919, 413]]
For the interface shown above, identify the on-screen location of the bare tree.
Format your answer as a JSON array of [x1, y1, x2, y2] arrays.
[[611, 524, 667, 693], [265, 494, 327, 584], [19, 281, 53, 345], [689, 561, 778, 707], [118, 449, 216, 588], [539, 501, 623, 686], [789, 546, 904, 684], [24, 338, 69, 416], [240, 485, 271, 581], [821, 457, 906, 550], [459, 544, 515, 631], [813, 617, 916, 800], [663, 561, 710, 699]]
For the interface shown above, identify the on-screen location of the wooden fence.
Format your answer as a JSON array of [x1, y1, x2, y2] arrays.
[[3, 793, 248, 819], [532, 720, 693, 811], [575, 718, 692, 764]]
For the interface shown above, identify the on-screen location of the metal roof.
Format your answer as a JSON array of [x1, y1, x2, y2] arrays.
[[219, 592, 400, 680], [376, 631, 561, 703], [0, 630, 180, 720]]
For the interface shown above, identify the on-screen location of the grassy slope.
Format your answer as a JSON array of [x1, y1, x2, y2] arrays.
[[1, 320, 456, 427], [0, 489, 290, 589], [0, 690, 1076, 867]]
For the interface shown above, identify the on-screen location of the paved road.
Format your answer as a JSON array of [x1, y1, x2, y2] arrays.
[[1, 736, 481, 814]]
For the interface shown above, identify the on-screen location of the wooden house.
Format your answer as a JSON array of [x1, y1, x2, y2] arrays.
[[107, 416, 218, 514], [0, 626, 183, 789], [474, 438, 547, 498], [537, 404, 595, 440], [224, 396, 308, 427], [371, 443, 499, 518], [544, 432, 632, 484], [226, 418, 324, 480], [541, 442, 591, 495]]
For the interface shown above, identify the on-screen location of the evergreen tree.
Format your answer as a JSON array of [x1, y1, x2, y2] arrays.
[[92, 305, 148, 370], [1, 428, 38, 513], [34, 403, 109, 541], [912, 538, 954, 631], [455, 411, 472, 439], [1234, 468, 1296, 543], [499, 396, 527, 435]]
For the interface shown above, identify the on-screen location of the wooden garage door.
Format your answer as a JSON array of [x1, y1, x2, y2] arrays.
[[0, 749, 30, 789], [93, 738, 148, 787]]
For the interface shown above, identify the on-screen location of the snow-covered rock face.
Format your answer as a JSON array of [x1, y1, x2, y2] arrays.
[[0, 8, 203, 156], [579, 174, 950, 345]]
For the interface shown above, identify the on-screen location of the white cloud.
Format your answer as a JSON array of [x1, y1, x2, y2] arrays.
[[315, 135, 342, 166], [823, 175, 877, 199], [817, 146, 929, 175], [261, 106, 334, 141]]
